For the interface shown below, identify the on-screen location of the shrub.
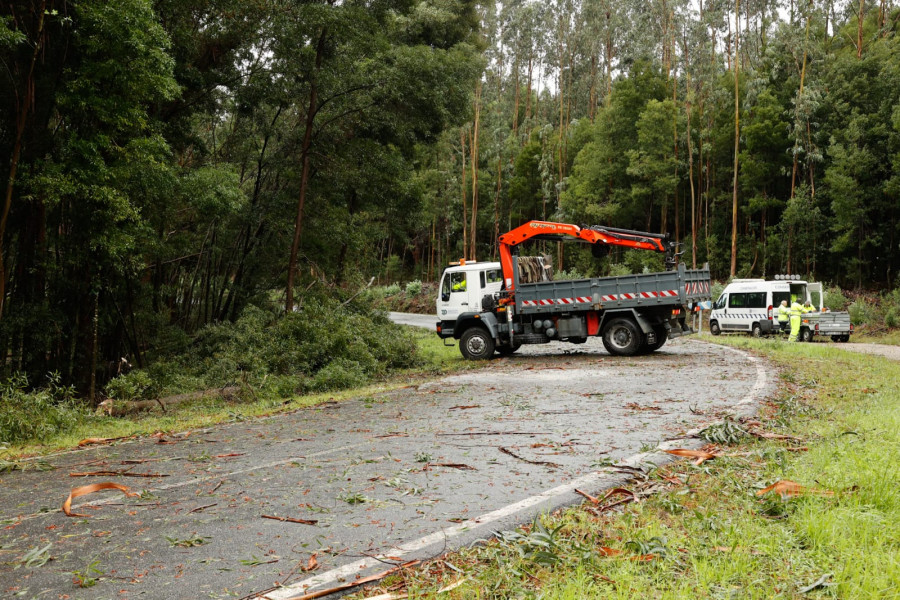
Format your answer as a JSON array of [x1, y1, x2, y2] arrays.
[[848, 301, 873, 326], [405, 280, 423, 296], [384, 283, 401, 296], [123, 291, 422, 400], [607, 263, 631, 277], [0, 374, 85, 445], [885, 307, 900, 329], [825, 286, 850, 311], [104, 370, 157, 402]]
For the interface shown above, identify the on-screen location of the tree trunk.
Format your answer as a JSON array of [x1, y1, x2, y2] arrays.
[[0, 1, 47, 321], [470, 82, 481, 260], [730, 0, 741, 277], [460, 127, 468, 258], [286, 27, 327, 314], [857, 0, 865, 58]]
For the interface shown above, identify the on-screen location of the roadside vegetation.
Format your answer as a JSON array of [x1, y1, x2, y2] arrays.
[[0, 315, 470, 456], [345, 338, 900, 599]]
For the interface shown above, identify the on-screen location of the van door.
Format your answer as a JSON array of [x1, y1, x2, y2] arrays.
[[710, 293, 731, 330], [727, 291, 767, 331]]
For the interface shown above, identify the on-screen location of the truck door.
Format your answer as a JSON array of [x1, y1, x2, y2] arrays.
[[476, 267, 504, 309], [438, 270, 471, 320]]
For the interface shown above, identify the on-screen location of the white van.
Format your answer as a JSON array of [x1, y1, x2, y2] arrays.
[[709, 278, 821, 337]]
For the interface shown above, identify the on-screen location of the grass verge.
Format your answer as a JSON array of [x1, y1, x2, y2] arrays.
[[2, 328, 475, 459], [347, 336, 900, 599]]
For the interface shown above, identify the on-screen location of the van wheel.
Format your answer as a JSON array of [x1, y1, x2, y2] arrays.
[[602, 318, 644, 356], [709, 320, 721, 336], [800, 328, 813, 343], [459, 327, 495, 360], [751, 323, 763, 338]]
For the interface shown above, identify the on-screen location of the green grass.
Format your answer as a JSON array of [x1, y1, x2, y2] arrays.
[[2, 327, 474, 458], [347, 336, 900, 599]]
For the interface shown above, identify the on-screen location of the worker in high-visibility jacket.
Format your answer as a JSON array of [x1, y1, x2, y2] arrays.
[[788, 297, 805, 342], [777, 300, 790, 335]]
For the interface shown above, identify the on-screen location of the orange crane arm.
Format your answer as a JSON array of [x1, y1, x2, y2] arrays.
[[497, 221, 673, 291]]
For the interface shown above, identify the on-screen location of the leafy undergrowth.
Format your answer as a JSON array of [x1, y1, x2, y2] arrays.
[[347, 337, 900, 599], [2, 328, 473, 457]]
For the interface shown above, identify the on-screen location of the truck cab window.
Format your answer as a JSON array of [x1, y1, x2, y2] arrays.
[[440, 274, 451, 301], [450, 272, 467, 293]]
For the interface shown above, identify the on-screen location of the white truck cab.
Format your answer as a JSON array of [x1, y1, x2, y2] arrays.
[[436, 261, 504, 321], [709, 278, 823, 336]]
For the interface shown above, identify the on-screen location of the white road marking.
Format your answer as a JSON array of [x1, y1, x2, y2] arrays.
[[260, 343, 770, 600]]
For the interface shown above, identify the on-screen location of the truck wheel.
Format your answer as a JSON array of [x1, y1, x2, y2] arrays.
[[459, 327, 495, 360], [640, 326, 668, 354], [496, 342, 521, 356], [710, 320, 721, 336], [800, 328, 813, 343], [831, 335, 841, 343], [751, 323, 763, 338], [840, 334, 850, 343], [602, 318, 644, 356]]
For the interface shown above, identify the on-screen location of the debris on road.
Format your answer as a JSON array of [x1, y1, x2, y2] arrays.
[[499, 446, 560, 469], [261, 514, 319, 525], [62, 482, 138, 517]]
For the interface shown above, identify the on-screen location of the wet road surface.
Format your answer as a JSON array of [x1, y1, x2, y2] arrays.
[[0, 337, 772, 599]]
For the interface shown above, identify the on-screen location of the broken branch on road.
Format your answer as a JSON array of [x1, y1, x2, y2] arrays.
[[498, 446, 560, 469], [261, 514, 318, 526]]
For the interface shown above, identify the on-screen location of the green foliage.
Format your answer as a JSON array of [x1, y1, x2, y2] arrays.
[[129, 294, 421, 399], [824, 286, 850, 311], [848, 301, 874, 326], [405, 280, 423, 296], [104, 370, 156, 402], [0, 374, 84, 444]]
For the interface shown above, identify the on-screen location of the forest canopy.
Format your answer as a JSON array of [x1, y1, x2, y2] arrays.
[[2, 0, 900, 392]]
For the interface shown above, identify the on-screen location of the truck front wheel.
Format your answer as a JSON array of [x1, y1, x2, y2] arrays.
[[459, 327, 495, 360], [602, 318, 644, 356]]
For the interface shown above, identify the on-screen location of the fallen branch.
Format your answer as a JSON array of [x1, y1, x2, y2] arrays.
[[261, 514, 318, 526], [448, 405, 480, 410], [96, 386, 241, 416], [69, 470, 168, 478], [282, 560, 420, 600], [436, 431, 548, 437], [424, 463, 476, 471], [188, 503, 217, 514], [498, 446, 560, 469]]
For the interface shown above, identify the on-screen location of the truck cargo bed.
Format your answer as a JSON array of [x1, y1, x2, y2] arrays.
[[515, 263, 711, 314]]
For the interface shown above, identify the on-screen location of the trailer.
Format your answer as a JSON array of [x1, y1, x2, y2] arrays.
[[435, 221, 712, 359]]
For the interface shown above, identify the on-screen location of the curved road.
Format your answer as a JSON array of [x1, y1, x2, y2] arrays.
[[0, 318, 773, 599]]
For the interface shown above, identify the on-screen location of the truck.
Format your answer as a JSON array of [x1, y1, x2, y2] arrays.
[[435, 221, 712, 359], [709, 277, 852, 342]]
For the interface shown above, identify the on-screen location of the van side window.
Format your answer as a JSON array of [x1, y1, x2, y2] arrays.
[[729, 292, 766, 308], [714, 295, 726, 310]]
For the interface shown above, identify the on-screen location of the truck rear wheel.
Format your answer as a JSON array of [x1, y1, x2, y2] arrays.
[[459, 327, 495, 360], [831, 335, 841, 342], [840, 334, 850, 343], [710, 320, 721, 336], [602, 318, 644, 356], [800, 328, 813, 343]]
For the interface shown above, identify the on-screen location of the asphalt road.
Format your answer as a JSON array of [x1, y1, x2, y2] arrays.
[[0, 323, 773, 600]]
